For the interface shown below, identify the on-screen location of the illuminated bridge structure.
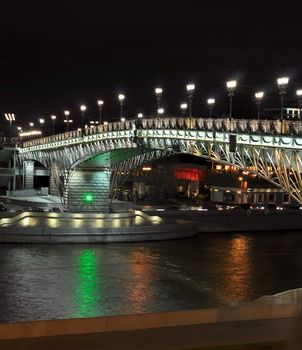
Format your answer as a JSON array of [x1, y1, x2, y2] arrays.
[[19, 117, 302, 211]]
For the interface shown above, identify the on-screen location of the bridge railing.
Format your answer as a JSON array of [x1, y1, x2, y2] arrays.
[[22, 117, 302, 148]]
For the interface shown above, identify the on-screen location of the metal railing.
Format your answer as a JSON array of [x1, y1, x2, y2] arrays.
[[22, 117, 302, 149]]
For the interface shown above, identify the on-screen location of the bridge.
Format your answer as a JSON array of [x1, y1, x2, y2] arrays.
[[19, 117, 302, 211]]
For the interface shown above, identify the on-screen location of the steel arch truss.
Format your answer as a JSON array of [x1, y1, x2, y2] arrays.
[[144, 136, 302, 205], [20, 128, 302, 206]]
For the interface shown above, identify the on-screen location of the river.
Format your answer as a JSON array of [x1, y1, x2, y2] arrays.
[[1, 231, 302, 323]]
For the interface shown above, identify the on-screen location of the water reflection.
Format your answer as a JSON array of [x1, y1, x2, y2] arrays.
[[73, 249, 101, 318], [220, 235, 252, 303], [128, 247, 155, 313], [2, 232, 302, 323]]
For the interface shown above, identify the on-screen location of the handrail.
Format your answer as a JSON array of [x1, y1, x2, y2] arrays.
[[22, 117, 302, 149]]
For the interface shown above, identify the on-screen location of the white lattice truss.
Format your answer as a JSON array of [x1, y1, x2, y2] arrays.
[[19, 117, 302, 205]]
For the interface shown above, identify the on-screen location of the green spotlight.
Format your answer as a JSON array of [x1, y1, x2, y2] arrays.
[[83, 193, 94, 203]]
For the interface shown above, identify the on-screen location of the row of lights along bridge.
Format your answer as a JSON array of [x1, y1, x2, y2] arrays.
[[7, 77, 302, 137]]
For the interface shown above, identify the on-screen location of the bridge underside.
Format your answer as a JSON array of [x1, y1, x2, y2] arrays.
[[64, 148, 166, 212]]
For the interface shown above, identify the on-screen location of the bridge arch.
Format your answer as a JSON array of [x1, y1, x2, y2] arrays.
[[19, 118, 302, 210]]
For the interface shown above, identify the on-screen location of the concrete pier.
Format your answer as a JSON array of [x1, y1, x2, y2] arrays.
[[0, 211, 197, 243]]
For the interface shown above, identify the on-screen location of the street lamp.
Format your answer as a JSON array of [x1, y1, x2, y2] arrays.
[[64, 119, 73, 130], [29, 122, 34, 127], [238, 176, 243, 189], [277, 76, 289, 122], [64, 110, 70, 132], [4, 113, 15, 138], [296, 89, 302, 119], [255, 91, 264, 120], [157, 108, 164, 117], [138, 113, 143, 118], [51, 115, 56, 136], [121, 117, 126, 123], [155, 88, 163, 114], [207, 98, 215, 117], [180, 103, 188, 118], [80, 105, 87, 129], [226, 80, 237, 120], [97, 100, 104, 124], [39, 118, 45, 135], [186, 84, 195, 118], [118, 94, 125, 119]]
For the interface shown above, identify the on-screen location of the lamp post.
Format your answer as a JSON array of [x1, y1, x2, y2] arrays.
[[39, 118, 45, 135], [226, 80, 237, 120], [255, 91, 264, 120], [277, 77, 289, 122], [118, 94, 125, 120], [97, 100, 104, 124], [64, 119, 73, 130], [180, 103, 187, 118], [238, 176, 243, 189], [5, 113, 15, 138], [296, 89, 302, 119], [186, 84, 195, 118], [155, 88, 163, 115], [80, 105, 87, 129], [157, 108, 164, 119], [207, 98, 215, 117], [51, 115, 56, 135], [64, 110, 70, 132]]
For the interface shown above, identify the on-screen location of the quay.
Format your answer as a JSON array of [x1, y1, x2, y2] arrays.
[[0, 210, 197, 243]]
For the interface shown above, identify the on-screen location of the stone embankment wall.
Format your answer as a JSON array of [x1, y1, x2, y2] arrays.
[[0, 303, 299, 341]]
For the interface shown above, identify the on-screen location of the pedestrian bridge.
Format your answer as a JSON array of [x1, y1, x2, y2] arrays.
[[19, 117, 302, 211]]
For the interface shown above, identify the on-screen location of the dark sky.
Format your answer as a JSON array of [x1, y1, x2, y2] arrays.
[[1, 1, 302, 133]]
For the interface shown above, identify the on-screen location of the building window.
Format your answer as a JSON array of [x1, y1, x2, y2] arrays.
[[283, 193, 290, 204], [268, 193, 276, 203], [258, 194, 264, 203]]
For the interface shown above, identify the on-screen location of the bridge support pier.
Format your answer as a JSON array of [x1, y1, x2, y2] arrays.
[[49, 174, 60, 196], [65, 168, 111, 212], [23, 160, 35, 189]]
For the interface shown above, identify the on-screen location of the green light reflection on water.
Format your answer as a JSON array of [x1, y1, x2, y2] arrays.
[[73, 249, 101, 318]]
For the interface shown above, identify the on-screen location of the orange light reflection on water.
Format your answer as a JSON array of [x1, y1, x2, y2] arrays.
[[220, 235, 252, 303], [128, 248, 154, 312]]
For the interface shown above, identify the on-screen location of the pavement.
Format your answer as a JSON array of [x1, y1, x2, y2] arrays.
[[0, 318, 293, 350]]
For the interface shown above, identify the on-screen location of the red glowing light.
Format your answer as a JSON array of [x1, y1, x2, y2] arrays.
[[174, 168, 205, 181]]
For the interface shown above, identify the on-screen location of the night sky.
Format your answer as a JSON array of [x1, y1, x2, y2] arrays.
[[1, 2, 301, 133]]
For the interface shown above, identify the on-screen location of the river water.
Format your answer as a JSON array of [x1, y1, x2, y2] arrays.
[[1, 232, 302, 323]]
